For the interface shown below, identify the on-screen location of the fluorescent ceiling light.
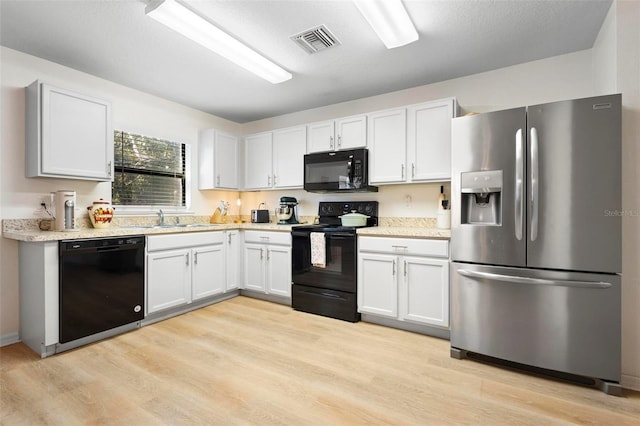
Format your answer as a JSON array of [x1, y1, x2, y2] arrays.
[[146, 0, 292, 84], [354, 0, 419, 49]]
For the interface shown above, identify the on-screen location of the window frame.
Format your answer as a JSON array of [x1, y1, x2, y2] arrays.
[[111, 130, 192, 215]]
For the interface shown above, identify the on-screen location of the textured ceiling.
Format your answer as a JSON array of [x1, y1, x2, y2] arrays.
[[0, 0, 612, 123]]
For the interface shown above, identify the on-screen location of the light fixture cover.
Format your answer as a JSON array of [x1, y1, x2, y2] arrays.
[[354, 0, 419, 49], [146, 0, 292, 84]]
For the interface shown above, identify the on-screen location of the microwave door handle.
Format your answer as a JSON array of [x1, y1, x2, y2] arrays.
[[347, 158, 353, 187]]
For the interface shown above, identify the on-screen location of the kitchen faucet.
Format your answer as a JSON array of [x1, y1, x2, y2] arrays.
[[157, 209, 164, 226]]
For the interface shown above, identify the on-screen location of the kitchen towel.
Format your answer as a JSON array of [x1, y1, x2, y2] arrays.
[[310, 232, 326, 268]]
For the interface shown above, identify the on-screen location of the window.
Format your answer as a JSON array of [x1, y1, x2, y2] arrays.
[[112, 131, 189, 209]]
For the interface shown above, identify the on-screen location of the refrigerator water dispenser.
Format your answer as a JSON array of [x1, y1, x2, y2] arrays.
[[460, 170, 502, 225]]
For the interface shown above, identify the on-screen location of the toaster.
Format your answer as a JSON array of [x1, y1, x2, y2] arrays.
[[251, 208, 270, 223]]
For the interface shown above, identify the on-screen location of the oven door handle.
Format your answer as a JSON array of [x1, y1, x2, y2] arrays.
[[326, 233, 354, 239], [291, 231, 355, 238]]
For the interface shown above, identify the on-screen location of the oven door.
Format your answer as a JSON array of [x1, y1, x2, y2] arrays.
[[292, 230, 356, 292]]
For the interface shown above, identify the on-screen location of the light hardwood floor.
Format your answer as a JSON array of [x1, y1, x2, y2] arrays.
[[1, 296, 639, 425]]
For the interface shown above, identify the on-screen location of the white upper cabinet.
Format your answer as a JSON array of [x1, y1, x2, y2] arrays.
[[368, 98, 457, 185], [336, 115, 367, 150], [272, 125, 306, 188], [26, 80, 113, 181], [307, 115, 367, 153], [198, 129, 239, 190], [244, 132, 273, 190], [307, 120, 335, 153], [407, 98, 457, 182], [368, 108, 407, 184], [244, 126, 305, 190]]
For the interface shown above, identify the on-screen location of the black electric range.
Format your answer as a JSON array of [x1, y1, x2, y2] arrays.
[[291, 201, 378, 322]]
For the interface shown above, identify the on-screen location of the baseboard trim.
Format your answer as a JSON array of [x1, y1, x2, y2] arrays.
[[0, 332, 20, 347], [621, 374, 640, 392]]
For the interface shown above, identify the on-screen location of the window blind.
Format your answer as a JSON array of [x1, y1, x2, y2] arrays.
[[112, 131, 186, 207]]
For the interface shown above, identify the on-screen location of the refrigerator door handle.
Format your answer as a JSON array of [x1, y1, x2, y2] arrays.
[[515, 129, 524, 241], [457, 269, 612, 289], [530, 127, 539, 241]]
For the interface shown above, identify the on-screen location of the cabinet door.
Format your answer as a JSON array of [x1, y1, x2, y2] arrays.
[[225, 231, 241, 292], [307, 120, 335, 153], [407, 99, 455, 181], [37, 83, 112, 180], [198, 129, 216, 190], [266, 245, 292, 297], [192, 245, 225, 300], [401, 256, 450, 327], [147, 249, 191, 314], [358, 253, 398, 318], [243, 243, 266, 292], [244, 132, 273, 189], [368, 108, 407, 184], [215, 131, 239, 189], [273, 126, 306, 188], [336, 115, 367, 150]]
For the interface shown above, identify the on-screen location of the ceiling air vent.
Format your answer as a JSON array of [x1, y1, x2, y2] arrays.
[[291, 25, 341, 54]]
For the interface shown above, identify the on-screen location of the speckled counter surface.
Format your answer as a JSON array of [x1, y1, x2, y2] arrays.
[[357, 226, 450, 239], [3, 216, 450, 242], [2, 221, 297, 242]]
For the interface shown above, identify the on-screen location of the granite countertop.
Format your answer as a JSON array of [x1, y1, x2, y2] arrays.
[[2, 221, 297, 242], [356, 226, 450, 239], [3, 216, 451, 242]]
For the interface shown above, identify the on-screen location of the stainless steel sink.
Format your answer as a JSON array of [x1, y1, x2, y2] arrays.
[[119, 223, 213, 229]]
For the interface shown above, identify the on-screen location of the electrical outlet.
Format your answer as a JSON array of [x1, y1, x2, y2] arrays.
[[404, 195, 412, 208]]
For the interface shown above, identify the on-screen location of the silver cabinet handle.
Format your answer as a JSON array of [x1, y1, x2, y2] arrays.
[[216, 175, 220, 186], [185, 252, 189, 266], [457, 269, 612, 289], [194, 251, 198, 265], [267, 175, 271, 186], [273, 175, 277, 186], [260, 248, 264, 260], [392, 259, 396, 276], [337, 135, 342, 147], [107, 161, 112, 177], [515, 129, 524, 241], [228, 234, 232, 244], [403, 260, 407, 277], [330, 136, 334, 150], [530, 127, 539, 241], [411, 163, 415, 179], [391, 245, 408, 250], [266, 248, 270, 261], [401, 164, 405, 179]]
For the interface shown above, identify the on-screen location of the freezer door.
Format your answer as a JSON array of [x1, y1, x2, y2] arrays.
[[450, 262, 621, 382], [526, 95, 621, 273], [451, 107, 526, 266]]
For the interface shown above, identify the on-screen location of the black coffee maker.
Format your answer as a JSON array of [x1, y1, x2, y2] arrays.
[[276, 196, 299, 224]]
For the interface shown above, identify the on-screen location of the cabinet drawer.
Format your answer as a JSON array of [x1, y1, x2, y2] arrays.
[[244, 230, 291, 245], [358, 236, 449, 258], [147, 231, 224, 252]]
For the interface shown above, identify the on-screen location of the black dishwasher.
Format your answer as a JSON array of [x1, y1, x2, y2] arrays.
[[59, 236, 145, 343]]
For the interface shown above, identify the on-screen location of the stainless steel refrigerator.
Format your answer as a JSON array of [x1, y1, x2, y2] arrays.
[[450, 94, 622, 395]]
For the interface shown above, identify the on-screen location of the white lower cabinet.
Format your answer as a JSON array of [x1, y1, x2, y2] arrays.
[[358, 236, 450, 328], [242, 231, 292, 297], [146, 232, 226, 314], [225, 230, 241, 292]]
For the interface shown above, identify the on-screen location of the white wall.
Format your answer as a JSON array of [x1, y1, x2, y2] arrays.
[[612, 0, 640, 391], [241, 49, 594, 220], [0, 47, 240, 338], [2, 6, 638, 389]]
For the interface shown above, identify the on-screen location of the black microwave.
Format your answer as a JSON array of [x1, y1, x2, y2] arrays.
[[304, 148, 378, 193]]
